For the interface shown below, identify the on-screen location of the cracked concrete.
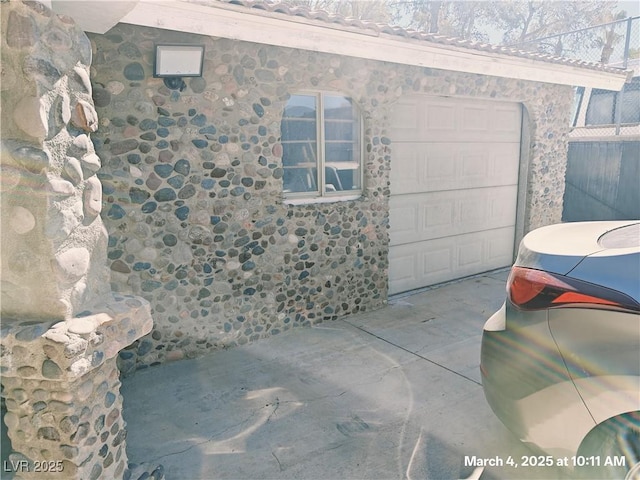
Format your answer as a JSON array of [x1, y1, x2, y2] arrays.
[[121, 270, 572, 479]]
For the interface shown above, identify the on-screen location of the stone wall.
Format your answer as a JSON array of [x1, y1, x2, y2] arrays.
[[88, 24, 574, 371]]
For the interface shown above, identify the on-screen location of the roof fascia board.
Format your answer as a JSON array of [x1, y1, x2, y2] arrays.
[[50, 0, 139, 34], [120, 0, 627, 91]]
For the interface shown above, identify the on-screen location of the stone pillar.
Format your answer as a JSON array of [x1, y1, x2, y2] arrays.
[[1, 0, 108, 320], [1, 2, 154, 478], [1, 295, 152, 479]]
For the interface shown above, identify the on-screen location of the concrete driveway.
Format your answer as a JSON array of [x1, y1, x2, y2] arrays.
[[122, 270, 572, 480]]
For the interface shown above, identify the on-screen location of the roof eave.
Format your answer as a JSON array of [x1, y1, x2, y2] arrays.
[[77, 0, 629, 90], [48, 0, 140, 34]]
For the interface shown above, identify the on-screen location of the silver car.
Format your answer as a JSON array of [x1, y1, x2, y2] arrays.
[[481, 221, 640, 479]]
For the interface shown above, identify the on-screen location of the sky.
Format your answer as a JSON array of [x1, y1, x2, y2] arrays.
[[617, 1, 639, 16]]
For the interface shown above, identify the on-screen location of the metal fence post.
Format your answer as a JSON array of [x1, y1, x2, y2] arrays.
[[623, 16, 632, 69], [614, 17, 633, 135]]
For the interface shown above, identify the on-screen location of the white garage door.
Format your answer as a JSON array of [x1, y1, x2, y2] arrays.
[[389, 95, 522, 295]]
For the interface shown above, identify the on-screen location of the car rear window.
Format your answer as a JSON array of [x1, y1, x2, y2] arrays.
[[598, 223, 640, 248]]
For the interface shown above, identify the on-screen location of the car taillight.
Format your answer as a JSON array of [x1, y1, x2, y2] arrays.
[[507, 266, 640, 312]]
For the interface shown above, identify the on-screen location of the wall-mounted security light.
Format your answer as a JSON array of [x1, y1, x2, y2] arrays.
[[154, 44, 205, 90]]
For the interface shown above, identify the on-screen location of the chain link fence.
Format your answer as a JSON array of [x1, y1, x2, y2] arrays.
[[516, 18, 640, 222], [515, 16, 639, 138]]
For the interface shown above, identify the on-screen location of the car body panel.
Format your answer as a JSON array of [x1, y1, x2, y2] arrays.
[[549, 308, 640, 425], [480, 302, 595, 457], [566, 251, 640, 302], [480, 301, 595, 455], [483, 303, 505, 332], [515, 221, 635, 275], [512, 378, 598, 458]]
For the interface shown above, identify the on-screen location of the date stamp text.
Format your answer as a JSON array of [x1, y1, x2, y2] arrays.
[[464, 454, 626, 469]]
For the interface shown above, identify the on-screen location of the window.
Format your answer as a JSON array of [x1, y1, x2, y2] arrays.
[[281, 93, 362, 199], [585, 77, 640, 126], [585, 89, 616, 125], [619, 78, 640, 124]]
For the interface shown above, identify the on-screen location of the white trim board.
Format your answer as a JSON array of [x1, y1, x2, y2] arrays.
[[58, 0, 628, 91]]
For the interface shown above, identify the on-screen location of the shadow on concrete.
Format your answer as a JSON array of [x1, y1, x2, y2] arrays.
[[121, 271, 573, 479]]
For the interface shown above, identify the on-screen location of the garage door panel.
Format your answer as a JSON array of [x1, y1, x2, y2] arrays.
[[390, 143, 425, 194], [494, 106, 522, 134], [487, 231, 517, 265], [458, 240, 483, 268], [389, 242, 453, 294], [455, 186, 516, 234], [425, 103, 456, 133], [461, 152, 489, 178], [390, 186, 517, 246], [391, 143, 520, 195], [425, 202, 455, 228], [491, 144, 521, 181], [389, 227, 516, 294], [459, 102, 521, 142], [459, 196, 488, 224], [424, 246, 454, 274], [392, 102, 421, 139], [388, 253, 418, 285], [426, 150, 456, 180], [391, 97, 521, 143], [389, 201, 419, 239], [462, 105, 489, 133], [489, 191, 518, 223]]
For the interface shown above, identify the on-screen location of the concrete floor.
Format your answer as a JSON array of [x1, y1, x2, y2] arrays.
[[121, 270, 573, 480]]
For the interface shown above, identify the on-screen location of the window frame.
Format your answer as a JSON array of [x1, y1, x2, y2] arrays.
[[281, 91, 364, 202], [571, 86, 585, 127]]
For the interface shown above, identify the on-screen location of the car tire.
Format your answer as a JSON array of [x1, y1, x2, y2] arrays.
[[577, 412, 640, 480]]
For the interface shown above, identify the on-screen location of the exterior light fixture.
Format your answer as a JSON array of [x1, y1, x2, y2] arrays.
[[154, 44, 205, 90]]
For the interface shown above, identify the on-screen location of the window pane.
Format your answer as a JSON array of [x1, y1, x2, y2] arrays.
[[585, 90, 616, 125], [283, 95, 316, 119], [324, 95, 354, 119], [325, 143, 355, 162], [324, 95, 361, 192], [281, 119, 316, 142], [282, 95, 317, 146], [620, 91, 640, 123], [325, 121, 353, 142], [282, 95, 318, 194], [283, 166, 317, 193], [620, 79, 640, 124], [282, 142, 317, 165]]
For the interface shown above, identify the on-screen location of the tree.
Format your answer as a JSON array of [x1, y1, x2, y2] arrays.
[[282, 0, 393, 23], [389, 1, 492, 39], [444, 2, 491, 40], [276, 0, 630, 59], [482, 1, 617, 44], [594, 10, 629, 63]]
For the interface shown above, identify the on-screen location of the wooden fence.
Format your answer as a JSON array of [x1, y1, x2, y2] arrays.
[[562, 141, 640, 221]]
